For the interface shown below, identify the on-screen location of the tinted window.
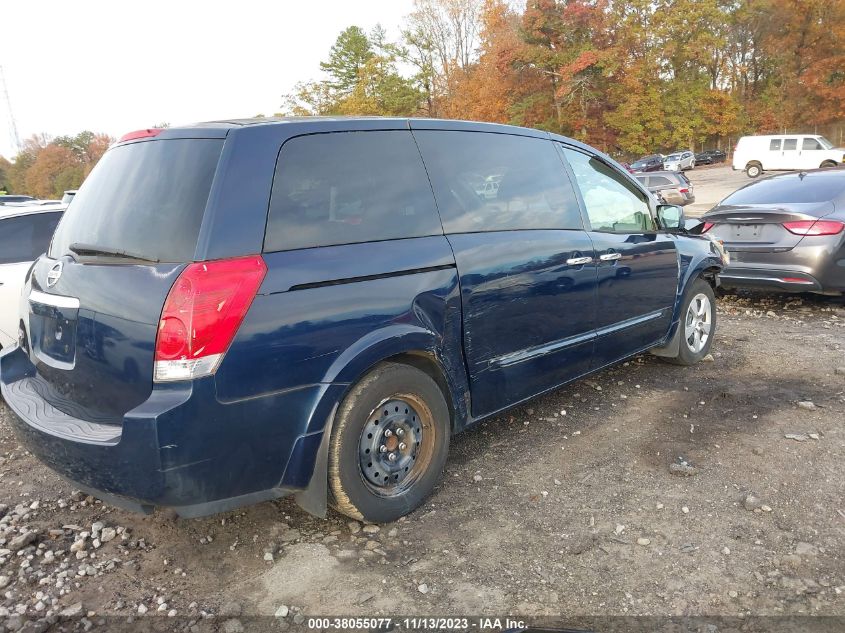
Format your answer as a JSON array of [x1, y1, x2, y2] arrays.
[[415, 131, 583, 232], [562, 147, 655, 233], [802, 138, 822, 150], [0, 212, 63, 265], [783, 139, 798, 151], [650, 176, 672, 186], [265, 132, 441, 251], [721, 175, 845, 205], [50, 139, 223, 262]]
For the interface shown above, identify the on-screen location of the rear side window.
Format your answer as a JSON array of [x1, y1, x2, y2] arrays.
[[0, 211, 63, 265], [783, 139, 798, 151], [265, 131, 441, 252], [50, 139, 223, 263], [769, 139, 781, 150], [414, 131, 583, 233], [562, 147, 655, 233], [650, 176, 672, 186]]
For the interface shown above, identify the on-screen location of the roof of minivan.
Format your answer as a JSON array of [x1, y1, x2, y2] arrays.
[[151, 117, 592, 149]]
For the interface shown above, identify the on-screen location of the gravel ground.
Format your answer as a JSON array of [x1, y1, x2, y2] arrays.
[[0, 289, 843, 632]]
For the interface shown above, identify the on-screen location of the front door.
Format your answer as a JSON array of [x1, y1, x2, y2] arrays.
[[413, 128, 598, 417], [560, 146, 680, 368]]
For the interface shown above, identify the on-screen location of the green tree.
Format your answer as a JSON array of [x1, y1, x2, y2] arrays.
[[320, 26, 375, 95]]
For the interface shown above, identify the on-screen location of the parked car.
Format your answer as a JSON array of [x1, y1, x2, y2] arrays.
[[702, 169, 845, 294], [663, 151, 695, 171], [0, 203, 65, 350], [695, 149, 726, 165], [630, 154, 664, 172], [732, 134, 845, 178], [0, 195, 37, 205], [636, 171, 696, 206], [0, 118, 726, 523]]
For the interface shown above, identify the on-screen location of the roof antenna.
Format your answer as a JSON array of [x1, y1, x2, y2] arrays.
[[0, 66, 21, 153]]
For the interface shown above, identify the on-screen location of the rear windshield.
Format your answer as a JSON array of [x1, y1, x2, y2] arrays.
[[722, 174, 845, 205], [50, 138, 223, 262]]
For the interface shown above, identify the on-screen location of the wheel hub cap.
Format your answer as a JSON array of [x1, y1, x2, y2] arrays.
[[685, 293, 712, 353], [359, 398, 422, 489]]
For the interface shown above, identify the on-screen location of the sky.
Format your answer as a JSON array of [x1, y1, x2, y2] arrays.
[[0, 0, 416, 158]]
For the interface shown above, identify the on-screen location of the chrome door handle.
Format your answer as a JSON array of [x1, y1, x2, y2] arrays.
[[599, 253, 622, 262], [566, 256, 593, 266]]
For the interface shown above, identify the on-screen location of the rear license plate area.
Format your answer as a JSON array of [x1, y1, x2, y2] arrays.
[[29, 301, 78, 367], [731, 224, 762, 240]]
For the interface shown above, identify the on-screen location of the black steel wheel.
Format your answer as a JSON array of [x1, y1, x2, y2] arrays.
[[328, 362, 450, 522]]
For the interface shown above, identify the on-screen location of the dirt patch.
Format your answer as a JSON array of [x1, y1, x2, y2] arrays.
[[0, 290, 843, 629]]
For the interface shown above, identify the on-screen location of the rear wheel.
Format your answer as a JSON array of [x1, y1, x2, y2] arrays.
[[664, 278, 716, 366], [746, 162, 762, 178], [328, 362, 450, 523]]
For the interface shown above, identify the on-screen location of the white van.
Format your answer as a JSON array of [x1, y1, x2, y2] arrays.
[[732, 134, 845, 177]]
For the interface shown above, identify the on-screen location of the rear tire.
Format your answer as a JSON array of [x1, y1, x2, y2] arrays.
[[328, 362, 450, 523], [664, 278, 716, 366], [746, 162, 762, 178]]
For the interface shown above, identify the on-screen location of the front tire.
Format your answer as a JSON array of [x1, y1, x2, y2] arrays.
[[746, 162, 762, 178], [328, 362, 450, 523], [820, 160, 837, 169], [664, 278, 716, 366]]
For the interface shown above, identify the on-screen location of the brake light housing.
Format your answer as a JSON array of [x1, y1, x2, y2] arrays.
[[782, 220, 845, 236], [154, 255, 267, 382], [119, 128, 164, 143], [701, 222, 714, 233]]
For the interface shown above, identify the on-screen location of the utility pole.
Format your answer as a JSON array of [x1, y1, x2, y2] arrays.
[[0, 66, 21, 153]]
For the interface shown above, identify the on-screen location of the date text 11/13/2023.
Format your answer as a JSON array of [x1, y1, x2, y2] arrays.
[[305, 617, 533, 630]]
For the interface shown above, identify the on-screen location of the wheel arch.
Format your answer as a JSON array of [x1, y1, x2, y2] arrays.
[[292, 326, 471, 519]]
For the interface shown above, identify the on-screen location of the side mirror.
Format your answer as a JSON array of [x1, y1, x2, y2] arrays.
[[657, 204, 684, 231]]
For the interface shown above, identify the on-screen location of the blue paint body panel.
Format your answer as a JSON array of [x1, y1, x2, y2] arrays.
[[0, 117, 723, 518]]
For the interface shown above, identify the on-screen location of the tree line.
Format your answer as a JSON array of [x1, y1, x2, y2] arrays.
[[0, 132, 112, 198], [283, 0, 845, 157]]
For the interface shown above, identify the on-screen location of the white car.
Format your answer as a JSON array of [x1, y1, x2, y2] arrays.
[[0, 203, 65, 349], [663, 150, 695, 171], [733, 134, 845, 178]]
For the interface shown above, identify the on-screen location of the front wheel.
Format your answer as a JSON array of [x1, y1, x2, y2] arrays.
[[328, 362, 450, 523], [664, 278, 717, 366], [820, 160, 838, 169]]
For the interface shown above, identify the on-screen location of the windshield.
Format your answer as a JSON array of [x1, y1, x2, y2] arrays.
[[50, 138, 223, 263], [666, 153, 681, 161], [818, 136, 834, 150]]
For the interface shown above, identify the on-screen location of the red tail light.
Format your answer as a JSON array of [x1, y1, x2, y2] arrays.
[[679, 188, 689, 194], [119, 128, 163, 142], [701, 222, 714, 233], [782, 220, 845, 236], [154, 255, 267, 382]]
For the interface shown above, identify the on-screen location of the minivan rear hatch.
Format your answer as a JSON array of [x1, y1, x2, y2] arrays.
[[23, 135, 225, 425]]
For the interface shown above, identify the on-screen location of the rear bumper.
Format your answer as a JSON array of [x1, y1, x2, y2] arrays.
[[0, 345, 338, 517], [718, 268, 825, 292], [719, 239, 845, 294]]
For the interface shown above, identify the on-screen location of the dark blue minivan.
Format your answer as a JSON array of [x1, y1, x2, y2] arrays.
[[0, 118, 727, 522]]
